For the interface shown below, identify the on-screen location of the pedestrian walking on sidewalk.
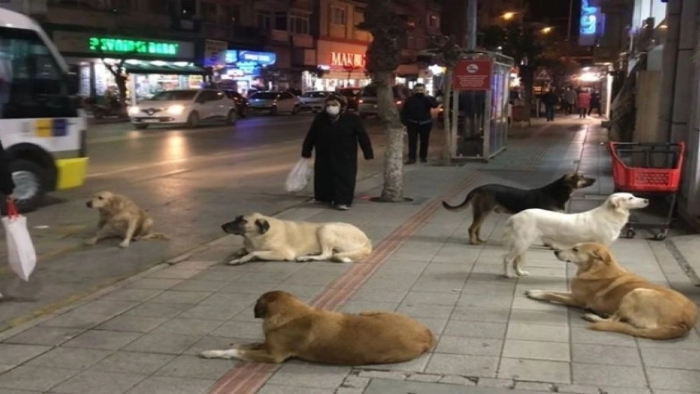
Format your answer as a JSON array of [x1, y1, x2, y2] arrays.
[[301, 93, 374, 211], [588, 90, 602, 116], [542, 88, 558, 122], [401, 84, 439, 165], [564, 87, 577, 114], [577, 88, 591, 119], [0, 139, 15, 301]]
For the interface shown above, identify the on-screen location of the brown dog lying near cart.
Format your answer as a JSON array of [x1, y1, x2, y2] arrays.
[[442, 172, 596, 244], [200, 291, 436, 365], [526, 243, 697, 340]]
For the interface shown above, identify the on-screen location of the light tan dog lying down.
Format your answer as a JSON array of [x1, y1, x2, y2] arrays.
[[222, 213, 372, 264], [526, 243, 697, 340], [200, 291, 435, 365]]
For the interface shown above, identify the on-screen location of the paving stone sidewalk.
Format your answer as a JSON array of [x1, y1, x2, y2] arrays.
[[0, 118, 698, 394]]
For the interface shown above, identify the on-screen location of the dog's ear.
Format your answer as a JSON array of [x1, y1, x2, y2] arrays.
[[255, 219, 270, 235], [591, 247, 613, 265], [253, 298, 268, 319], [607, 195, 621, 210]]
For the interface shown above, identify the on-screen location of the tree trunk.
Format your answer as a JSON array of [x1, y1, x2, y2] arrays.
[[116, 76, 128, 117], [376, 71, 404, 202], [442, 67, 453, 165]]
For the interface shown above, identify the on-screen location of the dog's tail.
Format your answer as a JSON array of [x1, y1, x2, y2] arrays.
[[140, 232, 170, 241], [588, 320, 692, 340], [442, 189, 478, 211]]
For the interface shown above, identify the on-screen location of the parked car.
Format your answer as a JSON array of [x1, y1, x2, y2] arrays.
[[298, 91, 330, 112], [248, 91, 302, 115], [223, 90, 249, 118], [128, 89, 237, 129], [357, 84, 405, 118], [337, 88, 362, 111]]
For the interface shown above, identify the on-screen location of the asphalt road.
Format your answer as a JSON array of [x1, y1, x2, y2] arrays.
[[0, 113, 390, 329]]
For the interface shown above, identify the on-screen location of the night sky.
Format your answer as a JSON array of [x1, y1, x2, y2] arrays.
[[527, 0, 580, 38]]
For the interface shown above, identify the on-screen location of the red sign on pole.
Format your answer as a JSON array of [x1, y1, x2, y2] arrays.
[[452, 59, 493, 91]]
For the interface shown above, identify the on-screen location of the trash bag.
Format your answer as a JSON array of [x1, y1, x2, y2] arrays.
[[285, 158, 313, 192], [2, 201, 37, 281]]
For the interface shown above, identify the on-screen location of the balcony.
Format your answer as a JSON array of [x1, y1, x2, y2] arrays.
[[45, 5, 171, 32], [292, 34, 313, 48], [202, 24, 266, 43], [270, 29, 290, 43]]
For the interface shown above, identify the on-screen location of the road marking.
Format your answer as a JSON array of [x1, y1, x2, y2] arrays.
[[86, 140, 301, 178], [87, 118, 313, 144]]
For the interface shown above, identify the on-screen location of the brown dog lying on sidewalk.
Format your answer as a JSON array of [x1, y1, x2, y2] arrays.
[[526, 243, 697, 340], [442, 172, 596, 244], [85, 191, 169, 248], [200, 291, 435, 365]]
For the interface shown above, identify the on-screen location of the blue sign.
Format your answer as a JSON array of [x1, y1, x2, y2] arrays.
[[238, 51, 276, 66], [579, 0, 605, 46], [225, 50, 238, 64]]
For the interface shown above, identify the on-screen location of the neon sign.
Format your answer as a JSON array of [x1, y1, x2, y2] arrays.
[[330, 52, 366, 69], [238, 51, 276, 66], [578, 0, 604, 46], [88, 37, 180, 56]]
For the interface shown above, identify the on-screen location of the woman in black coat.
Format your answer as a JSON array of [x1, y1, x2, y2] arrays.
[[301, 93, 374, 211], [0, 140, 15, 301]]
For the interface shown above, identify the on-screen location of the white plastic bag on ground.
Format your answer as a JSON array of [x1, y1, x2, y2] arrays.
[[285, 158, 313, 192], [2, 202, 37, 281]]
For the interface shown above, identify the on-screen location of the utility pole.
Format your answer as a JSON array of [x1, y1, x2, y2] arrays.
[[567, 0, 574, 42], [466, 0, 477, 50]]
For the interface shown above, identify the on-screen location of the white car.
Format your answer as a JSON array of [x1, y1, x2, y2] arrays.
[[129, 89, 237, 129], [248, 91, 302, 115], [298, 91, 330, 112]]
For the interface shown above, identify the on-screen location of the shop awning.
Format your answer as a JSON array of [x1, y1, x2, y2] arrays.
[[124, 63, 207, 75]]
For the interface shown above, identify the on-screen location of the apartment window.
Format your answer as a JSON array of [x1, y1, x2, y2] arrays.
[[148, 0, 170, 14], [201, 2, 217, 22], [289, 14, 310, 34], [428, 14, 440, 28], [274, 12, 288, 30], [331, 7, 346, 25], [257, 11, 272, 30], [225, 5, 241, 25]]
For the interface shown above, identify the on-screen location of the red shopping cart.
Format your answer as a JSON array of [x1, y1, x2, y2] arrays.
[[609, 141, 685, 240]]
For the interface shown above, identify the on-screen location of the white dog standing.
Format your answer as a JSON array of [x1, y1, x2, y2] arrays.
[[502, 192, 648, 278]]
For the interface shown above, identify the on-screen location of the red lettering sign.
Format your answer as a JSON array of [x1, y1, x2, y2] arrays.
[[330, 52, 366, 69], [452, 59, 493, 91]]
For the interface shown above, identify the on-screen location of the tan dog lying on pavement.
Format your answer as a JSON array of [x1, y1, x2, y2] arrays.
[[526, 243, 698, 340], [200, 291, 435, 364], [222, 213, 372, 265], [85, 191, 168, 248]]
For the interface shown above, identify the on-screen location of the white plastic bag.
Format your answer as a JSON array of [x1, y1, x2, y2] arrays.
[[285, 158, 313, 192], [2, 202, 36, 281]]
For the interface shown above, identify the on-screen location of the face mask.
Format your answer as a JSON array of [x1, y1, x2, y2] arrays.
[[414, 91, 425, 96], [326, 106, 340, 116]]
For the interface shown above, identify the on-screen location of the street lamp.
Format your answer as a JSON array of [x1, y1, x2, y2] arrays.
[[502, 12, 516, 20], [541, 26, 553, 34]]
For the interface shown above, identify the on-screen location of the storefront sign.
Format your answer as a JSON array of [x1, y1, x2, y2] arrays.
[[204, 39, 228, 67], [453, 59, 493, 91], [225, 50, 238, 64], [578, 0, 605, 46], [238, 51, 276, 66], [88, 37, 180, 57], [330, 52, 366, 69]]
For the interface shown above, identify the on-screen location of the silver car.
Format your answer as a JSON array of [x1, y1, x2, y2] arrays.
[[298, 91, 330, 112], [358, 84, 405, 118], [248, 91, 302, 115]]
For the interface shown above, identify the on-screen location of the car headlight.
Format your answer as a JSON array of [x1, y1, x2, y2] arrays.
[[167, 105, 185, 115], [128, 106, 140, 115]]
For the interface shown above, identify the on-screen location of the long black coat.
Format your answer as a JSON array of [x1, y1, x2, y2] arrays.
[[301, 112, 374, 205], [0, 141, 14, 196]]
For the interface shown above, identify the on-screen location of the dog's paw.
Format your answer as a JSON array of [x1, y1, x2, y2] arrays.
[[515, 270, 530, 277], [337, 257, 353, 263], [119, 240, 130, 248], [582, 313, 604, 322], [83, 238, 97, 246], [200, 349, 239, 360], [503, 272, 518, 279], [295, 256, 311, 262], [469, 239, 483, 245], [227, 259, 246, 266], [525, 290, 546, 300]]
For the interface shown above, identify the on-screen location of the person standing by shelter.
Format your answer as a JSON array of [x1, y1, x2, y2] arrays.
[[577, 88, 592, 119], [401, 84, 439, 164]]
